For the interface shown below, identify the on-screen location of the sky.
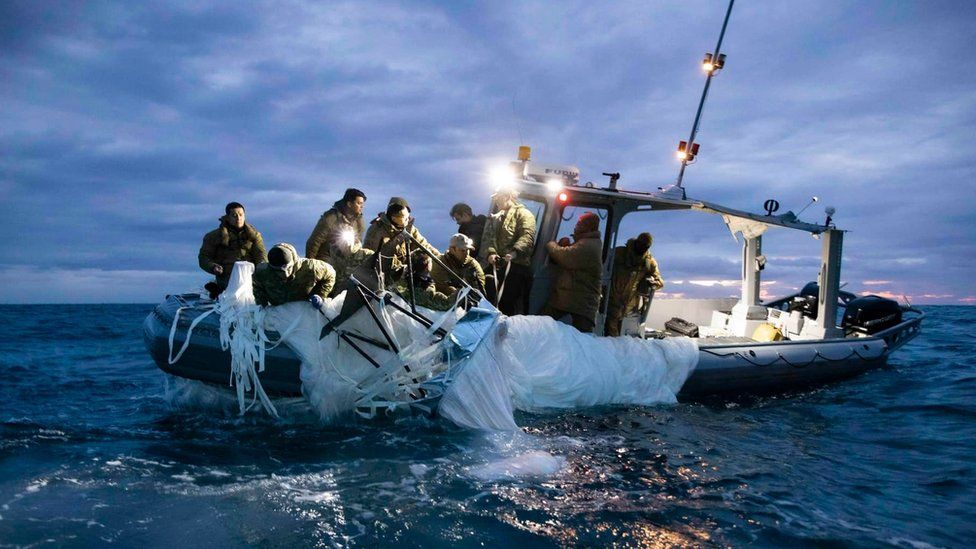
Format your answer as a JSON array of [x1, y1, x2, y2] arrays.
[[1, 0, 974, 304]]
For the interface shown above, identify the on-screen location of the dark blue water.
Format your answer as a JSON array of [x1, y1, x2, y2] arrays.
[[1, 304, 973, 547]]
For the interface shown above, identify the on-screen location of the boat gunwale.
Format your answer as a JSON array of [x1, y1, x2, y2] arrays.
[[697, 309, 924, 351]]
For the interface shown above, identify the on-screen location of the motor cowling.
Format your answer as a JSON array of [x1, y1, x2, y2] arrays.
[[789, 282, 860, 320], [842, 295, 903, 335]]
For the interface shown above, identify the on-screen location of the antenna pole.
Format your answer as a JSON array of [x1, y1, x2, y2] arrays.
[[675, 0, 735, 191]]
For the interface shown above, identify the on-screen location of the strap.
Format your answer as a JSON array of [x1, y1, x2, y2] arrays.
[[168, 305, 216, 364]]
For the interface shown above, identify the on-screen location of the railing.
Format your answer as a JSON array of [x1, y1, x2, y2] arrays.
[[871, 307, 926, 353]]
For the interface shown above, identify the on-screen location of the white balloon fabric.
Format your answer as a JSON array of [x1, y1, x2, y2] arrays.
[[220, 268, 699, 430], [438, 315, 698, 430]]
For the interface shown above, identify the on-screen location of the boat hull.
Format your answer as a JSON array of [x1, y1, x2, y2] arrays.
[[143, 294, 919, 400], [143, 295, 302, 396]]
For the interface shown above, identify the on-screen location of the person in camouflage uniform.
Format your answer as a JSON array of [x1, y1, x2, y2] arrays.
[[431, 233, 486, 297], [252, 243, 336, 307], [394, 253, 458, 312], [198, 202, 267, 296], [482, 190, 536, 315], [305, 188, 373, 296], [363, 198, 439, 285], [604, 232, 665, 337]]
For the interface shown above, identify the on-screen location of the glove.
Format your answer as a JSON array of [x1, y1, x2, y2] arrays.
[[309, 295, 324, 310]]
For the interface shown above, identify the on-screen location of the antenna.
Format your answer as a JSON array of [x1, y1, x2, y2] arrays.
[[512, 92, 524, 145], [674, 0, 736, 195], [796, 196, 819, 217]]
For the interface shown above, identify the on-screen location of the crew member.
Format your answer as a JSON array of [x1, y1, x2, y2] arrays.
[[431, 233, 486, 297], [363, 197, 439, 284], [605, 232, 664, 337], [198, 201, 267, 298], [253, 243, 336, 307], [395, 253, 457, 312], [305, 188, 372, 295], [449, 202, 488, 257], [541, 212, 603, 333], [482, 189, 536, 315]]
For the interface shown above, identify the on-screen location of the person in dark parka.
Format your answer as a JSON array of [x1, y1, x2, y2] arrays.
[[541, 212, 603, 333], [199, 201, 267, 297], [450, 202, 488, 258]]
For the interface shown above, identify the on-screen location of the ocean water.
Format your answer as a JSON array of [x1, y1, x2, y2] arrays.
[[1, 304, 974, 547]]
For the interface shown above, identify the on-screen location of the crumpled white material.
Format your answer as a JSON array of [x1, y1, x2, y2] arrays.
[[262, 292, 462, 422], [224, 269, 699, 429], [438, 315, 698, 430], [218, 261, 278, 417]]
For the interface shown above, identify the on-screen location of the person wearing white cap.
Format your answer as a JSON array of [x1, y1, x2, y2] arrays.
[[431, 233, 486, 296]]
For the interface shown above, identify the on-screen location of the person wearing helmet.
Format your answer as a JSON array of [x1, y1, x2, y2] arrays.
[[198, 201, 267, 298], [604, 232, 664, 337], [252, 243, 336, 307]]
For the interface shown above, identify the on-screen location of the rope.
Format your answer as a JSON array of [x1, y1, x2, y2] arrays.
[[164, 294, 278, 417], [167, 305, 216, 364], [700, 343, 886, 369], [217, 300, 278, 418], [493, 261, 512, 305]]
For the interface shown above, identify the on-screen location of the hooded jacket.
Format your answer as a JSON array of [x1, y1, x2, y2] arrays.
[[252, 243, 336, 307], [198, 217, 267, 284], [544, 230, 603, 319], [431, 252, 486, 296], [482, 202, 536, 266], [305, 200, 367, 262], [363, 213, 439, 277], [305, 200, 372, 294], [607, 239, 664, 317]]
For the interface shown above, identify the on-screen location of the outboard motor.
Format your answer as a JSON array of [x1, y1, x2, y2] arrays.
[[788, 282, 821, 318], [789, 282, 859, 320], [842, 295, 903, 335]]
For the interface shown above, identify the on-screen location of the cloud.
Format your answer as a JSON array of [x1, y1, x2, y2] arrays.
[[1, 0, 974, 304]]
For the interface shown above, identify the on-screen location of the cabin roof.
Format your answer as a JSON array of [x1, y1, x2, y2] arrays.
[[514, 178, 833, 235]]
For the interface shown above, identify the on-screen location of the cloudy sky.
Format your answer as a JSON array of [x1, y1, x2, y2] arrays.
[[1, 0, 974, 304]]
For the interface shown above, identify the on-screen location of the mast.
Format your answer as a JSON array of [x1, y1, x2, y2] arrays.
[[674, 0, 735, 195]]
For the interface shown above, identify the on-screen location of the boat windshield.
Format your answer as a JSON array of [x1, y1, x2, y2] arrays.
[[555, 205, 610, 258], [519, 196, 547, 238]]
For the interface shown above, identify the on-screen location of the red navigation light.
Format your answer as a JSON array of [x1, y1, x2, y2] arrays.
[[676, 140, 688, 160], [557, 191, 569, 203]]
